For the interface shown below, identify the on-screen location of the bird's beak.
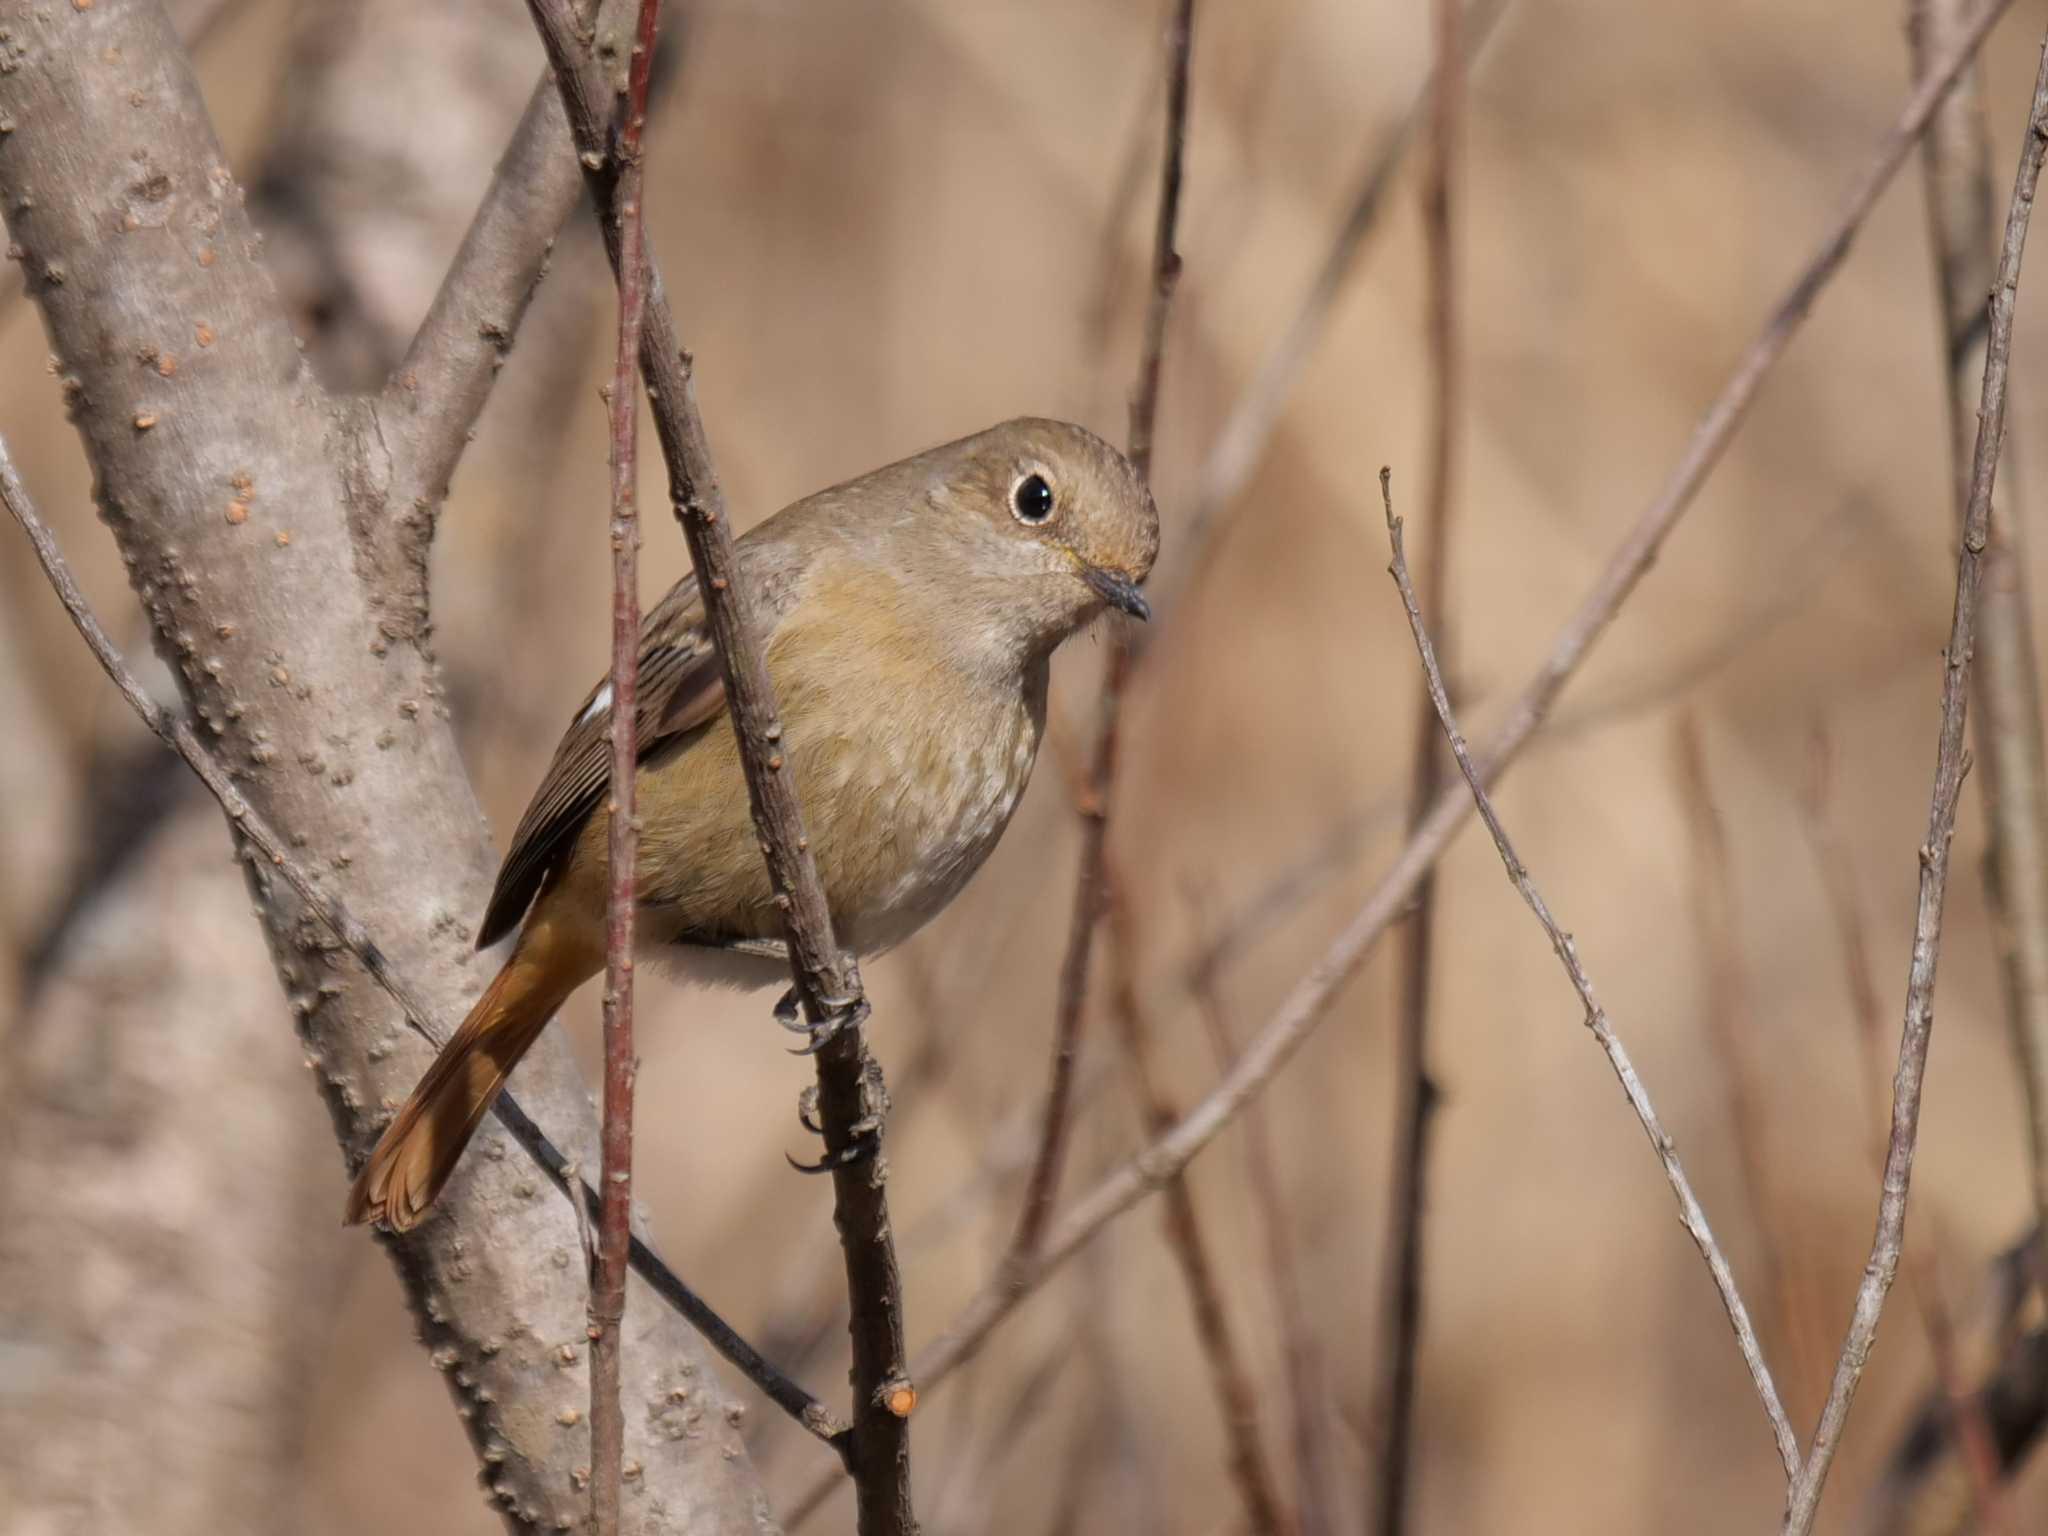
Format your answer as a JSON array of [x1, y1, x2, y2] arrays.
[[1082, 564, 1151, 622]]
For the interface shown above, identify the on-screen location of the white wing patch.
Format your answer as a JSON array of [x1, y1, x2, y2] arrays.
[[579, 683, 612, 724]]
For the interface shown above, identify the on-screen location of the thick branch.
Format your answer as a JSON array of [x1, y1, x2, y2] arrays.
[[380, 71, 586, 510], [1782, 28, 2048, 1535], [0, 3, 767, 1528]]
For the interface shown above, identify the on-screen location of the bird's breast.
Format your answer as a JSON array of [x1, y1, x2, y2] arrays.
[[807, 672, 1045, 956]]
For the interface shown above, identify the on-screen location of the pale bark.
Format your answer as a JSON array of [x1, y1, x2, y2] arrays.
[[0, 2, 770, 1529]]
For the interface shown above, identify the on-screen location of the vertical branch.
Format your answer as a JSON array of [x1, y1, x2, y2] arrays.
[[1908, 0, 2048, 1246], [589, 0, 661, 1529], [1372, 0, 1461, 1526], [1675, 717, 1820, 1407], [1782, 33, 2048, 1535], [1801, 727, 2013, 1535], [1009, 0, 1196, 1261], [521, 3, 912, 1527], [1187, 902, 1333, 1536], [1107, 886, 1290, 1535]]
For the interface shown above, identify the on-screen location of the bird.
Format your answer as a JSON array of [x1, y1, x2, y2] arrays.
[[345, 417, 1159, 1231]]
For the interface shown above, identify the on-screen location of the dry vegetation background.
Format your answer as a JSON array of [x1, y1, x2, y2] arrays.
[[7, 0, 2048, 1531]]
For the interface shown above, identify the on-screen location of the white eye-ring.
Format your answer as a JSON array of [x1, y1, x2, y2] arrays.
[[1010, 469, 1056, 525]]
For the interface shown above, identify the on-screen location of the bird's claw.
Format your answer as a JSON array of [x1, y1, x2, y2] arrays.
[[784, 1129, 880, 1176], [780, 990, 871, 1056], [796, 1084, 824, 1135]]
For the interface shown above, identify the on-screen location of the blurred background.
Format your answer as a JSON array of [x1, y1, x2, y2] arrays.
[[7, 0, 2048, 1530]]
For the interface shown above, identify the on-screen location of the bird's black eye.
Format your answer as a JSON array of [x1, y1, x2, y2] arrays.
[[1011, 472, 1055, 525]]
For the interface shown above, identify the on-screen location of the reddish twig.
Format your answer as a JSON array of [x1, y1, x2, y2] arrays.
[[1372, 0, 1462, 1525], [588, 1, 661, 1528], [1782, 30, 2048, 1534], [784, 11, 2018, 1516], [1380, 472, 1801, 1479], [522, 0, 912, 1524], [1010, 0, 1196, 1262]]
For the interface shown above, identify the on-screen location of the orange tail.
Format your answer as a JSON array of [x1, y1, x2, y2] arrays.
[[345, 917, 597, 1231]]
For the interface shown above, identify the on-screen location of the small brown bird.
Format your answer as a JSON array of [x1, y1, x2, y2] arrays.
[[346, 418, 1159, 1230]]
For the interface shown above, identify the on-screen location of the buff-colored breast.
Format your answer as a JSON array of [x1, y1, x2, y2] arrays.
[[556, 561, 1048, 960]]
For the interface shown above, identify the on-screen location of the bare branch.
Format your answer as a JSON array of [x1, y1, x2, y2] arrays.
[[1170, 0, 1512, 586], [0, 4, 817, 1515], [1372, 0, 1463, 1521], [378, 72, 585, 510], [1675, 717, 1816, 1400], [1782, 28, 2048, 1534], [521, 0, 915, 1522], [1381, 474, 1801, 1480], [1804, 727, 2015, 1534], [1908, 0, 2048, 1247], [781, 13, 2022, 1514], [1185, 896, 1333, 1536], [1010, 0, 1196, 1263], [589, 0, 661, 1526], [0, 419, 844, 1459], [1107, 887, 1289, 1536]]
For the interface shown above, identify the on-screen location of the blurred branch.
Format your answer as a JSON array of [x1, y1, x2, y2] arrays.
[[783, 11, 2020, 1515], [1909, 0, 2048, 1248], [521, 0, 914, 1523], [588, 0, 661, 1527], [1371, 0, 1464, 1523], [1675, 717, 1817, 1405], [1168, 0, 1512, 592], [1381, 475, 1802, 1481], [1781, 29, 2048, 1534], [1107, 882, 1290, 1536], [1188, 892, 1333, 1536], [1010, 0, 1195, 1261]]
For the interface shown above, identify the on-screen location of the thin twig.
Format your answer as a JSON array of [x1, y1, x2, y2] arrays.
[[1380, 471, 1801, 1482], [0, 431, 851, 1452], [522, 0, 912, 1523], [1371, 0, 1462, 1523], [1107, 883, 1289, 1536], [1908, 0, 2048, 1253], [1782, 29, 2048, 1534], [1186, 893, 1331, 1536], [1800, 724, 2013, 1535], [1009, 0, 1196, 1262], [589, 1, 660, 1527], [784, 11, 2017, 1513]]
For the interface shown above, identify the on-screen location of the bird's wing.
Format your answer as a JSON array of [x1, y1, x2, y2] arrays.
[[474, 575, 732, 949]]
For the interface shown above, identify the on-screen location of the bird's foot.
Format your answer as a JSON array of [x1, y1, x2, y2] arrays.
[[780, 987, 870, 1057]]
